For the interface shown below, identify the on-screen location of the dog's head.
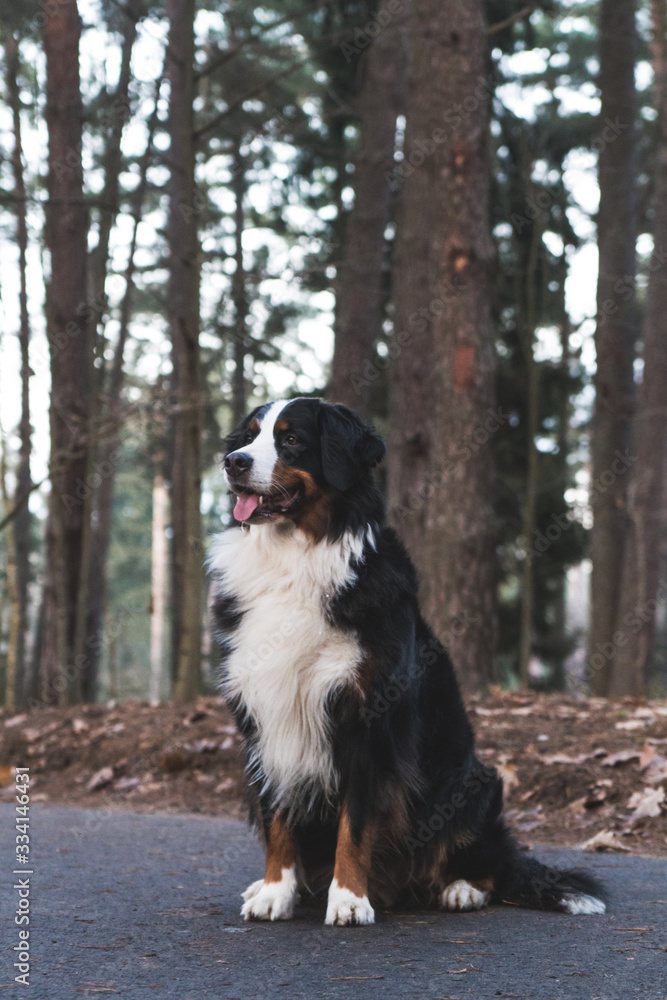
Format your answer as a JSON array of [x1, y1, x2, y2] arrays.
[[224, 398, 385, 533]]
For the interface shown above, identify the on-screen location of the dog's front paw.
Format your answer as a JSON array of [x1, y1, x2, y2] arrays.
[[439, 879, 489, 912], [240, 869, 298, 921], [325, 879, 375, 926]]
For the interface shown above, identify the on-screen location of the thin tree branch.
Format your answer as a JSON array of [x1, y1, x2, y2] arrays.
[[488, 5, 535, 36]]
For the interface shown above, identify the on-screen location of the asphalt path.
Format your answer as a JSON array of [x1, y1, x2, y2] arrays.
[[1, 805, 665, 999]]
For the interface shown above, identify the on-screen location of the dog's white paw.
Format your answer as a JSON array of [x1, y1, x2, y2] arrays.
[[559, 892, 606, 915], [439, 879, 490, 912], [240, 868, 298, 921], [325, 878, 375, 926]]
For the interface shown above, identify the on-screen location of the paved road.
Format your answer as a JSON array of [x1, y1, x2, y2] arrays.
[[1, 805, 665, 999]]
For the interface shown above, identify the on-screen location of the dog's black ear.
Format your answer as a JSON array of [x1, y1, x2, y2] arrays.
[[224, 406, 263, 456], [319, 402, 386, 492]]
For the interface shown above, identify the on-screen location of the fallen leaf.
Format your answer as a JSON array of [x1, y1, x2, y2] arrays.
[[615, 720, 646, 731], [136, 781, 165, 794], [626, 786, 665, 824], [584, 782, 611, 808], [72, 718, 90, 734], [214, 777, 236, 794], [113, 776, 140, 791], [601, 750, 641, 767], [581, 830, 632, 853], [497, 762, 519, 796], [4, 714, 28, 728], [184, 739, 218, 754], [639, 742, 658, 771], [85, 767, 114, 792], [541, 752, 593, 766], [643, 756, 667, 785]]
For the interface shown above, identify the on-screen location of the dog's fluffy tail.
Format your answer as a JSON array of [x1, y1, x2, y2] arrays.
[[494, 848, 607, 914]]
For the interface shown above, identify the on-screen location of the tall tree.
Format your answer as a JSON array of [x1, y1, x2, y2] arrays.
[[83, 66, 160, 703], [166, 0, 203, 702], [587, 0, 638, 695], [388, 0, 497, 692], [327, 0, 407, 417], [612, 0, 667, 695], [4, 32, 33, 708], [39, 0, 93, 705]]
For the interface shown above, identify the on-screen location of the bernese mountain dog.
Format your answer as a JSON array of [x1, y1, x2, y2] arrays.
[[208, 397, 606, 926]]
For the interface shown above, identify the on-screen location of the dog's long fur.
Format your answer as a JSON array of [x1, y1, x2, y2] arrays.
[[209, 397, 606, 925]]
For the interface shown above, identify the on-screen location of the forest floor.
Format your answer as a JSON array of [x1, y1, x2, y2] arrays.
[[1, 689, 666, 856]]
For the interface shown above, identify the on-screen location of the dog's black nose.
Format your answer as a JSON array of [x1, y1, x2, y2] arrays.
[[224, 451, 253, 474]]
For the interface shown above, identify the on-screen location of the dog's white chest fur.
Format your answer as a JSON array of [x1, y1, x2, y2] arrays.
[[209, 524, 364, 806]]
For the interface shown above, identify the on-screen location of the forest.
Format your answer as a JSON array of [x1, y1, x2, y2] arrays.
[[0, 0, 665, 710]]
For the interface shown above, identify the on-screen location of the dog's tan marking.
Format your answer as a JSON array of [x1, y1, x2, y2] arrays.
[[273, 462, 333, 542], [264, 813, 298, 883], [331, 805, 375, 899]]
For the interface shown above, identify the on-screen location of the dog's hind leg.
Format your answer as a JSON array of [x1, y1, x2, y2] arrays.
[[439, 877, 493, 912]]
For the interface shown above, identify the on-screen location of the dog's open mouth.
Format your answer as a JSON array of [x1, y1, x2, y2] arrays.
[[231, 487, 302, 522]]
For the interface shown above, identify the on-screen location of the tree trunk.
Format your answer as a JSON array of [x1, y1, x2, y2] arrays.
[[587, 0, 638, 696], [83, 75, 161, 702], [231, 137, 248, 428], [150, 473, 168, 705], [0, 440, 20, 710], [611, 0, 667, 695], [166, 0, 203, 703], [388, 0, 497, 693], [5, 33, 33, 709], [327, 0, 407, 418], [40, 0, 93, 706], [518, 198, 542, 687]]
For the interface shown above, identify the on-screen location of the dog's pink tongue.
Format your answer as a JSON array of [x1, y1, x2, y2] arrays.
[[234, 493, 260, 522]]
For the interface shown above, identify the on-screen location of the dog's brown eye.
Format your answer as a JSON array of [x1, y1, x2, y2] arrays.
[[284, 434, 298, 446], [243, 431, 254, 444]]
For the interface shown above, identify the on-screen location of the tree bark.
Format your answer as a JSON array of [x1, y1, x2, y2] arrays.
[[149, 473, 168, 705], [166, 0, 203, 703], [231, 137, 248, 428], [5, 33, 33, 709], [40, 0, 92, 706], [0, 440, 20, 710], [388, 0, 497, 693], [327, 0, 407, 418], [611, 0, 667, 695], [83, 74, 161, 702], [587, 0, 638, 696], [518, 202, 542, 687]]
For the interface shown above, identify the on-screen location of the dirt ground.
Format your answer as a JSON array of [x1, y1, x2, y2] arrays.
[[1, 689, 666, 856]]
